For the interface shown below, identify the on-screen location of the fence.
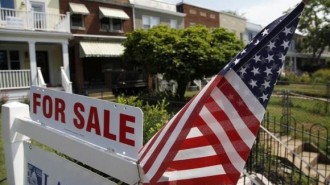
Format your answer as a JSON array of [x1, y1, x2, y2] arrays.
[[241, 82, 330, 185]]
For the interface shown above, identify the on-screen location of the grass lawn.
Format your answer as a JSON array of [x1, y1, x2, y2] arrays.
[[275, 83, 328, 98]]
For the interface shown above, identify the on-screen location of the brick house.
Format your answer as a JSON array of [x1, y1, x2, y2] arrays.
[[59, 0, 134, 94]]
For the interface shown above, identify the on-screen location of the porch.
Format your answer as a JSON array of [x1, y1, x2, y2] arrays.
[[0, 7, 70, 33], [0, 67, 72, 101]]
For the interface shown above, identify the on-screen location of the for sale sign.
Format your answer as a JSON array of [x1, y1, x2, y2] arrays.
[[29, 86, 143, 160]]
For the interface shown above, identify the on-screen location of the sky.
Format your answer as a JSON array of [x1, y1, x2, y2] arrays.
[[162, 0, 302, 26]]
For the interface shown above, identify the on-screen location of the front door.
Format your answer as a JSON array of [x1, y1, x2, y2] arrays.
[[36, 51, 50, 84]]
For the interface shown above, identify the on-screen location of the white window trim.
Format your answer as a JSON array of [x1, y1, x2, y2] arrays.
[[71, 14, 85, 30]]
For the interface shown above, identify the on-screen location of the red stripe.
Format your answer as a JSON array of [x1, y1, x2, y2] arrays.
[[169, 155, 222, 170], [195, 115, 241, 183], [149, 76, 225, 183], [204, 96, 251, 159], [155, 174, 237, 185], [180, 135, 217, 150]]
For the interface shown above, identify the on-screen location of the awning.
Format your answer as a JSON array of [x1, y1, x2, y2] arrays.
[[80, 42, 124, 58], [99, 7, 129, 20], [69, 2, 89, 15]]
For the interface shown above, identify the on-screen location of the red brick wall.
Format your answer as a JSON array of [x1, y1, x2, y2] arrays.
[[59, 0, 133, 36], [177, 3, 219, 28]]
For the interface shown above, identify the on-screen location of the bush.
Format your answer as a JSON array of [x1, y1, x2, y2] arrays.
[[312, 69, 330, 83], [116, 95, 170, 144]]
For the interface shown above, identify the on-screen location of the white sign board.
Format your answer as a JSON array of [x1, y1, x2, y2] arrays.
[[29, 86, 143, 160], [23, 141, 116, 185]]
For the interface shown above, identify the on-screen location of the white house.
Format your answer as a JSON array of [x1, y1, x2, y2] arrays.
[[0, 0, 72, 101]]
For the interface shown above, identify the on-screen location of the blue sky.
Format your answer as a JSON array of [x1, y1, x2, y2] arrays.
[[162, 0, 302, 26]]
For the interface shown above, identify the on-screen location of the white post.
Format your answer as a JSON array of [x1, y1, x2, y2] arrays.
[[29, 41, 37, 86], [1, 102, 30, 185], [62, 41, 70, 80]]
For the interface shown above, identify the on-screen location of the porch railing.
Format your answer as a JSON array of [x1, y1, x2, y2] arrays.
[[37, 67, 46, 88], [0, 8, 70, 33], [61, 66, 72, 93], [0, 70, 31, 89]]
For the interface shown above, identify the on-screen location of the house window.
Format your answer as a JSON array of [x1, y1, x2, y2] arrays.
[[0, 0, 14, 8], [189, 9, 196, 14], [100, 17, 123, 32], [170, 19, 177, 29], [142, 15, 160, 29], [71, 14, 84, 28], [200, 11, 206, 17], [210, 14, 216, 19], [0, 50, 20, 70]]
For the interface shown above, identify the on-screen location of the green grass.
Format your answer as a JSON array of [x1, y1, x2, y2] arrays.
[[267, 96, 330, 130], [275, 83, 328, 98], [0, 114, 7, 184]]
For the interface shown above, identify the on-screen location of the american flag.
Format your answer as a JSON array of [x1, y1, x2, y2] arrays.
[[138, 2, 305, 184]]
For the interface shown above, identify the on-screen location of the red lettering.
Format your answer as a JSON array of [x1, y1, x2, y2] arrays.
[[120, 114, 135, 147], [33, 93, 41, 114], [103, 110, 116, 141], [73, 102, 85, 129], [42, 95, 52, 118], [86, 106, 101, 136], [55, 98, 66, 123]]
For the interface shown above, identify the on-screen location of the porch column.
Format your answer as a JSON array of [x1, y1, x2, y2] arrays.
[[62, 42, 70, 80], [28, 41, 37, 86]]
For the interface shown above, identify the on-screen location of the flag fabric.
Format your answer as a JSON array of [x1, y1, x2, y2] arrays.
[[138, 2, 305, 185]]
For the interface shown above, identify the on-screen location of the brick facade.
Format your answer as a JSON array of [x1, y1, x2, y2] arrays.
[[59, 0, 133, 36], [177, 3, 219, 28]]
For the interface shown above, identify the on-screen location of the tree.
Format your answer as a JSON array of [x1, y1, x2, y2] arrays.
[[123, 25, 243, 99], [297, 0, 330, 64]]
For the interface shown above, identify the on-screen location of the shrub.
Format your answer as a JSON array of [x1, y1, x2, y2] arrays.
[[116, 95, 170, 144], [312, 69, 330, 83]]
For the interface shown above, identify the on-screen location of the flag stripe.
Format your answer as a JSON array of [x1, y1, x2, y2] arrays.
[[180, 135, 219, 150], [174, 145, 216, 161], [199, 106, 246, 172], [157, 174, 233, 185], [186, 127, 203, 139], [169, 155, 222, 171], [204, 97, 252, 158], [211, 88, 257, 149], [161, 165, 225, 182]]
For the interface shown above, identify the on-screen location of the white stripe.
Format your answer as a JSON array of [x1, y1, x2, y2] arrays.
[[144, 76, 218, 180], [211, 88, 256, 148], [200, 106, 246, 172], [160, 165, 225, 182], [225, 70, 265, 122], [174, 146, 216, 161], [186, 127, 202, 139]]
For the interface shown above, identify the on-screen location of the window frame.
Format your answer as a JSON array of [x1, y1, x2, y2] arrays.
[[71, 14, 85, 29]]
